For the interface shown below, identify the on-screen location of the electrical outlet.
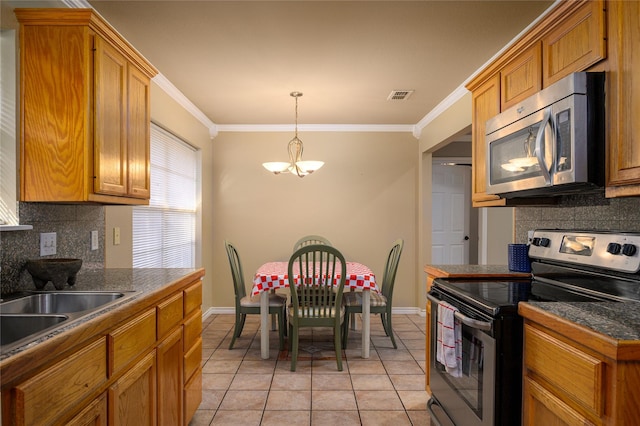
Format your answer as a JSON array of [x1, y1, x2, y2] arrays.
[[113, 227, 121, 246], [40, 232, 56, 256], [91, 230, 99, 251]]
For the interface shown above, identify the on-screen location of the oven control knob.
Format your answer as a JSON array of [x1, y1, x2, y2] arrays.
[[539, 238, 551, 247], [532, 237, 541, 246], [607, 242, 622, 255], [622, 244, 637, 257]]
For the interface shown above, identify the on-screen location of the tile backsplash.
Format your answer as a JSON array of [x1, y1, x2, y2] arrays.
[[515, 191, 640, 243], [0, 202, 104, 295]]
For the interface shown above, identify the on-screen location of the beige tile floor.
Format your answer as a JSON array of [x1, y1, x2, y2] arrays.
[[189, 313, 431, 426]]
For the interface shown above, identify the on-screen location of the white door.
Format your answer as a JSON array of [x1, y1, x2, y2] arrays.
[[432, 163, 471, 264]]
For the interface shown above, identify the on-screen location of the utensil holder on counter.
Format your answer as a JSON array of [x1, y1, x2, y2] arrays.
[[508, 244, 531, 272]]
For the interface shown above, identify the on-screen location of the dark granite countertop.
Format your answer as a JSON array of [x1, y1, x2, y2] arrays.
[[523, 301, 640, 341], [0, 268, 203, 361]]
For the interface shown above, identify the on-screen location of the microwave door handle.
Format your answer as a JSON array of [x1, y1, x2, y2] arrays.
[[535, 107, 553, 185], [426, 293, 492, 331]]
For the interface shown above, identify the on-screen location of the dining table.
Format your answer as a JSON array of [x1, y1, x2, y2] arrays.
[[252, 261, 379, 360]]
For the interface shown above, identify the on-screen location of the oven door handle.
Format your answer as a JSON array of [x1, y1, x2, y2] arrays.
[[426, 293, 493, 331]]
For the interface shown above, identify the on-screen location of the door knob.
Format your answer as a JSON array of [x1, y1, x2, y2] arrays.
[[464, 236, 470, 240]]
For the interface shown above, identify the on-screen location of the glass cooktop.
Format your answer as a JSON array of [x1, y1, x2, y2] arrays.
[[431, 279, 614, 317]]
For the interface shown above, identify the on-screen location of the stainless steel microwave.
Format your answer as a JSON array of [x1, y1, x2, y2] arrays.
[[485, 72, 605, 198]]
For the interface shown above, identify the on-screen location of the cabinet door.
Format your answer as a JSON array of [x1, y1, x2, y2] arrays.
[[471, 74, 505, 206], [157, 327, 184, 426], [109, 351, 157, 426], [127, 65, 151, 199], [501, 43, 542, 110], [20, 24, 90, 202], [605, 0, 640, 196], [67, 392, 108, 426], [542, 0, 606, 86], [94, 36, 128, 197]]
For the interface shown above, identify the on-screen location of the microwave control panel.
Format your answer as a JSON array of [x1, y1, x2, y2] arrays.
[[529, 230, 640, 273]]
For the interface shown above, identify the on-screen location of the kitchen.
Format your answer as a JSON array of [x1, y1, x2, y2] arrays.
[[1, 0, 640, 425]]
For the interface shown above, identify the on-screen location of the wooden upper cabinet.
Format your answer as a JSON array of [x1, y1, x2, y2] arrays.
[[542, 0, 606, 86], [501, 42, 542, 111], [605, 0, 640, 196], [16, 8, 157, 204], [471, 75, 505, 206]]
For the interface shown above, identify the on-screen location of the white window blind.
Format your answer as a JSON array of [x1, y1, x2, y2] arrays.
[[133, 124, 198, 268]]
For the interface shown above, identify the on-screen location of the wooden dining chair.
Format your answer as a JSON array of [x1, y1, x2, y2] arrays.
[[288, 244, 347, 371], [342, 238, 404, 349], [224, 240, 287, 350], [292, 235, 332, 251]]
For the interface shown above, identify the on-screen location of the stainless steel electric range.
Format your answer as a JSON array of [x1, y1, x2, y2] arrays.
[[426, 229, 640, 426]]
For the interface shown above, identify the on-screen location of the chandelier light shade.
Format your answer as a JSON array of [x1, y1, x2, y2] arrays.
[[262, 92, 324, 177]]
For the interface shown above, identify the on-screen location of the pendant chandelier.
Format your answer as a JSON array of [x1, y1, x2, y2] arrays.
[[262, 92, 324, 177]]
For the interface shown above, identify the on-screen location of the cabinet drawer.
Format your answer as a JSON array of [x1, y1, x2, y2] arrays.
[[184, 337, 202, 382], [66, 392, 108, 426], [13, 337, 107, 426], [109, 308, 156, 375], [183, 280, 202, 316], [524, 324, 604, 416], [183, 308, 202, 350], [524, 376, 595, 426], [157, 292, 184, 338]]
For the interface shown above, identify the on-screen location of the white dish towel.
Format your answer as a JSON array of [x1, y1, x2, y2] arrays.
[[436, 300, 463, 377]]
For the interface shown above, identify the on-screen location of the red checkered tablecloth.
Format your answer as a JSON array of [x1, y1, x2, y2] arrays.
[[252, 261, 378, 296]]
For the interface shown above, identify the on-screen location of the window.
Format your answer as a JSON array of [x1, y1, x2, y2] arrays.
[[133, 124, 198, 268]]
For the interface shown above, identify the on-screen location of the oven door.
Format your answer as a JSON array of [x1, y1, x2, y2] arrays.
[[427, 292, 496, 426]]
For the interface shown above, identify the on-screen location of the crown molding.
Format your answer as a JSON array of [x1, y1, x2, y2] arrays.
[[216, 124, 414, 133], [152, 74, 218, 139]]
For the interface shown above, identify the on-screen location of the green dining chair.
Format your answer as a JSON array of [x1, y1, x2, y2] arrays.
[[342, 238, 404, 349], [292, 235, 332, 251], [288, 244, 347, 371], [224, 240, 287, 350]]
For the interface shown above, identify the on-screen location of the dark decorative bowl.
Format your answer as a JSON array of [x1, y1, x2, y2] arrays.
[[25, 258, 83, 290]]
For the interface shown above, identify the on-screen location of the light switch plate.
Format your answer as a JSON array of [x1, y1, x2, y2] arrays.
[[113, 227, 121, 245], [91, 230, 98, 251], [40, 232, 56, 256]]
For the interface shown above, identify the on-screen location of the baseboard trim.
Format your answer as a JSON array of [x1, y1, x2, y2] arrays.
[[203, 306, 425, 318]]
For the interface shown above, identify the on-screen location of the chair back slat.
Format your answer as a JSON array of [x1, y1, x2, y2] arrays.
[[289, 244, 346, 320]]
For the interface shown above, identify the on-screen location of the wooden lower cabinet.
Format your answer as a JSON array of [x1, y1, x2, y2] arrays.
[[109, 351, 157, 425], [1, 273, 204, 426], [520, 303, 640, 425], [182, 282, 203, 425]]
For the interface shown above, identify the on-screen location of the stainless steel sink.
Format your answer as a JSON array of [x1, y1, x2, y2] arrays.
[[0, 290, 138, 354], [0, 291, 127, 314], [0, 314, 68, 347]]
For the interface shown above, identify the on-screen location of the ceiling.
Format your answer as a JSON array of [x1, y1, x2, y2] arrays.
[[25, 1, 554, 128]]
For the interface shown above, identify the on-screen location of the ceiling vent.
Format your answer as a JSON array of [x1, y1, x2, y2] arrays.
[[387, 90, 414, 101]]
